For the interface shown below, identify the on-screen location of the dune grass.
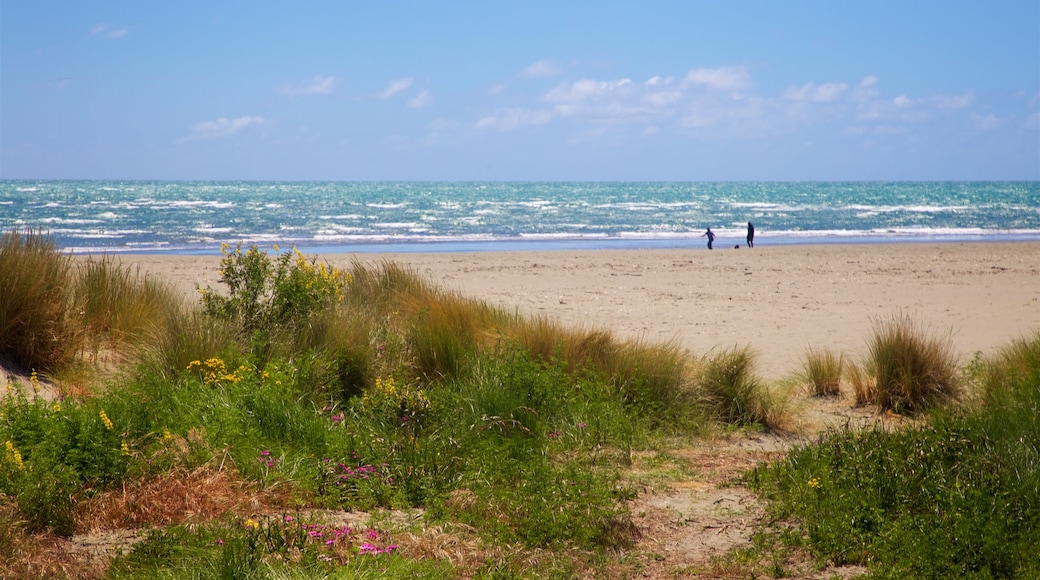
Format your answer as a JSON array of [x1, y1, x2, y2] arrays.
[[695, 346, 789, 429], [0, 229, 79, 373], [748, 331, 1040, 578], [801, 347, 844, 397], [863, 313, 960, 414]]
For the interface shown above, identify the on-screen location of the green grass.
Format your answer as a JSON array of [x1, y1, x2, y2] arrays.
[[749, 331, 1040, 578]]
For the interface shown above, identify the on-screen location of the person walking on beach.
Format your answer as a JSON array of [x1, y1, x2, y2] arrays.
[[746, 222, 755, 248], [703, 227, 715, 250]]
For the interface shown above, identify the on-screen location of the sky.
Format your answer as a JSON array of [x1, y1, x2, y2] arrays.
[[1, 1, 1038, 181]]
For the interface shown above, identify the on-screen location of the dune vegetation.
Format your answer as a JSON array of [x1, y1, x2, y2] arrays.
[[0, 229, 1037, 579]]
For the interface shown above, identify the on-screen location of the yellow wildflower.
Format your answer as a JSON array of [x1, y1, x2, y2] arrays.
[[30, 370, 39, 395], [244, 518, 260, 529], [162, 428, 173, 442], [121, 439, 131, 456], [808, 477, 821, 489], [5, 441, 24, 470], [99, 409, 114, 431]]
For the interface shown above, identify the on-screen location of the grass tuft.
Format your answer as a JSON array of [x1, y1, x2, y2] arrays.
[[801, 347, 844, 397], [695, 346, 788, 429], [865, 313, 960, 414]]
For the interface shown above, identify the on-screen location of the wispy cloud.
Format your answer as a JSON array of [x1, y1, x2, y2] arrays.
[[91, 23, 129, 39], [682, 66, 751, 91], [783, 82, 849, 102], [408, 90, 433, 109], [178, 116, 267, 142], [277, 75, 335, 97], [475, 108, 552, 131], [380, 77, 413, 99], [971, 112, 1001, 130], [520, 60, 562, 79]]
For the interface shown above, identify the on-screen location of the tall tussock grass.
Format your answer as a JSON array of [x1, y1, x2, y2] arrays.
[[863, 313, 959, 414], [802, 347, 843, 397], [979, 331, 1040, 404], [75, 256, 179, 353], [695, 346, 787, 429], [0, 229, 79, 372]]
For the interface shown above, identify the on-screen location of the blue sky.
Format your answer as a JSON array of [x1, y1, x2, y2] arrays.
[[2, 1, 1038, 181]]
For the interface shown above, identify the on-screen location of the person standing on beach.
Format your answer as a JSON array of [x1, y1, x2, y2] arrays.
[[703, 227, 715, 250], [746, 222, 755, 248]]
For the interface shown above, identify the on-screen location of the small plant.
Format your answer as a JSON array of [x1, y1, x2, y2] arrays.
[[802, 347, 843, 397], [865, 313, 959, 414]]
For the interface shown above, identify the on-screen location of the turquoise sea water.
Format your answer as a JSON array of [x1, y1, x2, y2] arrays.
[[0, 181, 1037, 254]]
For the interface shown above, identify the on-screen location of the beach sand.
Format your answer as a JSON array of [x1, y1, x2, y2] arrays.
[[117, 242, 1039, 379]]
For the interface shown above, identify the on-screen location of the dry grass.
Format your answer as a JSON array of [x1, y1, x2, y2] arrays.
[[865, 313, 960, 414], [75, 256, 179, 351], [0, 229, 80, 373], [802, 347, 844, 397], [846, 360, 876, 407], [74, 465, 284, 533]]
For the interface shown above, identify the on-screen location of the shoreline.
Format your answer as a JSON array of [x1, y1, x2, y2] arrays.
[[65, 233, 1040, 257], [111, 241, 1040, 380]]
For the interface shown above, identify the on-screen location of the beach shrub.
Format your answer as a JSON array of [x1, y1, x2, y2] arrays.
[[0, 229, 79, 373], [865, 313, 959, 414], [199, 244, 349, 341], [802, 347, 844, 397]]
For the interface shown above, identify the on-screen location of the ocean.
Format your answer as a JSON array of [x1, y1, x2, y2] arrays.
[[1, 181, 1037, 254]]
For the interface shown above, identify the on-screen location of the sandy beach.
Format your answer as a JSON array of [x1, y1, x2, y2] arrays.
[[117, 241, 1040, 379]]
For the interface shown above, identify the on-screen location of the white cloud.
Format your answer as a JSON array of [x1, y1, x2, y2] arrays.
[[179, 116, 267, 142], [520, 60, 562, 78], [91, 23, 129, 39], [277, 75, 335, 97], [408, 90, 433, 109], [933, 92, 973, 109], [543, 79, 634, 105], [475, 108, 552, 131], [380, 77, 413, 99], [971, 113, 1001, 130], [682, 66, 750, 91], [783, 82, 848, 102]]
